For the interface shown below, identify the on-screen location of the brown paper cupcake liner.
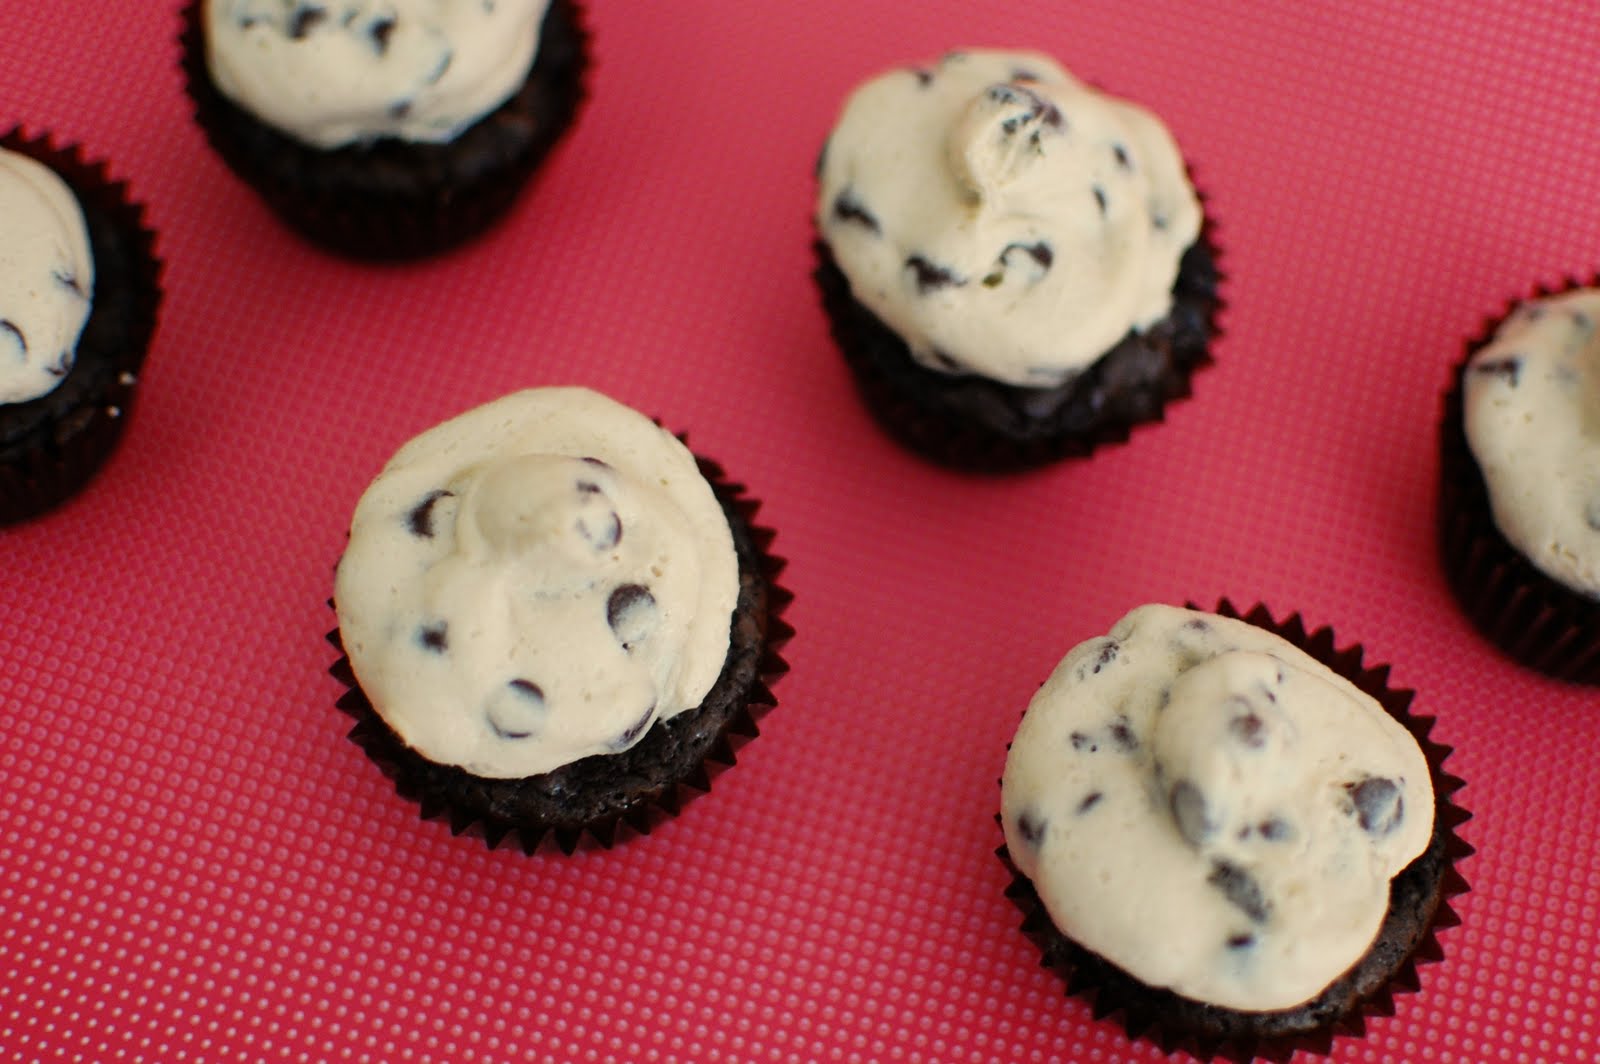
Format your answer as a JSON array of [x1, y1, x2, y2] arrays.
[[1438, 286, 1600, 684], [0, 128, 162, 524], [998, 598, 1472, 1062], [180, 0, 588, 261], [813, 190, 1223, 473], [327, 445, 793, 855]]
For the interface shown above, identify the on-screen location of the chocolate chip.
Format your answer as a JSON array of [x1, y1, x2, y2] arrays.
[[1184, 618, 1209, 631], [606, 584, 657, 651], [1069, 731, 1098, 753], [1207, 861, 1270, 923], [1152, 213, 1170, 231], [906, 255, 965, 293], [508, 679, 544, 701], [611, 703, 657, 749], [1170, 780, 1214, 846], [1076, 792, 1103, 814], [51, 269, 84, 296], [832, 189, 881, 234], [1257, 817, 1292, 842], [1011, 68, 1040, 82], [576, 480, 601, 495], [486, 680, 545, 740], [576, 507, 622, 552], [426, 49, 453, 85], [1346, 777, 1404, 836], [389, 100, 412, 119], [1109, 716, 1138, 752], [417, 622, 448, 653], [1, 319, 26, 354], [369, 14, 396, 52], [1226, 933, 1255, 950], [911, 67, 933, 86], [1229, 711, 1267, 749], [1015, 809, 1047, 849], [1112, 143, 1132, 170], [1092, 185, 1108, 215], [45, 352, 72, 379], [288, 4, 326, 38], [1092, 639, 1119, 674], [407, 490, 454, 538], [1472, 356, 1522, 386], [580, 456, 611, 469], [929, 349, 965, 372]]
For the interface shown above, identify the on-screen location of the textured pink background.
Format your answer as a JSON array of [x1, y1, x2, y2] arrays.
[[3, 2, 1599, 1061]]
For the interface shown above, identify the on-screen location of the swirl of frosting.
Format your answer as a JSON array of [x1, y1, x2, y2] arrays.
[[334, 388, 739, 779], [816, 50, 1202, 388], [1001, 606, 1433, 1012], [0, 147, 94, 405], [204, 0, 552, 149], [1463, 289, 1600, 598]]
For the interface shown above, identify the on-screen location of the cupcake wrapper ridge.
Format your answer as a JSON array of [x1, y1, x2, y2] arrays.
[[998, 598, 1472, 1062]]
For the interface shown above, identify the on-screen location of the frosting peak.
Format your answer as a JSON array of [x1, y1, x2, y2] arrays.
[[817, 50, 1202, 387]]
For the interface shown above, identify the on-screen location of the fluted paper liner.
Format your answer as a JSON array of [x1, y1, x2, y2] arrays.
[[0, 128, 162, 524], [813, 184, 1223, 473], [328, 445, 792, 855], [180, 0, 588, 261], [998, 598, 1472, 1062], [1438, 282, 1600, 684]]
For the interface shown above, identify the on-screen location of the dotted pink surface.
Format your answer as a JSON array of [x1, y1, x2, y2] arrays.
[[3, 2, 1598, 1061]]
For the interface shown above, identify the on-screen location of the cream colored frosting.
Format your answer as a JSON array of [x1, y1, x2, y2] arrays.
[[334, 388, 739, 780], [1463, 289, 1600, 599], [204, 0, 551, 149], [1001, 605, 1433, 1012], [0, 148, 93, 405], [816, 49, 1202, 388]]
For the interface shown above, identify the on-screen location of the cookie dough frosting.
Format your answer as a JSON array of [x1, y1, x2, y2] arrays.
[[334, 388, 739, 780], [204, 0, 552, 149], [1001, 605, 1433, 1012], [1463, 289, 1600, 599], [816, 49, 1202, 388], [0, 147, 93, 406]]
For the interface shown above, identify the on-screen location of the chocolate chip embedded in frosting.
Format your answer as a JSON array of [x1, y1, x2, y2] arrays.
[[417, 621, 449, 653], [1170, 779, 1215, 846], [1345, 776, 1404, 836], [906, 255, 966, 293], [1109, 716, 1138, 752], [1257, 817, 1292, 842], [1076, 791, 1103, 814], [51, 268, 84, 297], [832, 188, 881, 235], [1014, 809, 1048, 850], [45, 352, 72, 379], [606, 584, 657, 652], [288, 3, 328, 39], [0, 319, 26, 355], [1207, 860, 1271, 924], [485, 679, 546, 741], [610, 702, 657, 749], [1228, 708, 1268, 749], [1112, 143, 1132, 170], [574, 501, 622, 552], [407, 489, 454, 538], [1092, 185, 1108, 216], [1472, 356, 1522, 386], [1069, 731, 1098, 753], [369, 14, 396, 53], [1225, 932, 1255, 951]]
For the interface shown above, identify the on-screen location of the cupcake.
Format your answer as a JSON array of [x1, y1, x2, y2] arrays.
[[182, 0, 588, 260], [999, 601, 1470, 1060], [1439, 286, 1600, 684], [0, 129, 161, 524], [813, 49, 1220, 472], [329, 387, 792, 853]]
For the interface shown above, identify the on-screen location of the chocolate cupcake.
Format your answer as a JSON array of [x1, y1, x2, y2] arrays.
[[0, 129, 161, 524], [814, 49, 1220, 472], [999, 601, 1470, 1061], [1439, 286, 1600, 684], [182, 0, 588, 260], [329, 388, 792, 854]]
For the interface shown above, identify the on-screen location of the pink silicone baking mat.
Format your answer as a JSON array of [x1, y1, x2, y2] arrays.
[[4, 2, 1599, 1061]]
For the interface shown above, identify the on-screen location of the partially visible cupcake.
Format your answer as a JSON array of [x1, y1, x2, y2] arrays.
[[329, 387, 792, 853], [999, 601, 1470, 1061], [0, 129, 161, 524], [1439, 286, 1600, 684], [814, 49, 1220, 472], [182, 0, 588, 260]]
